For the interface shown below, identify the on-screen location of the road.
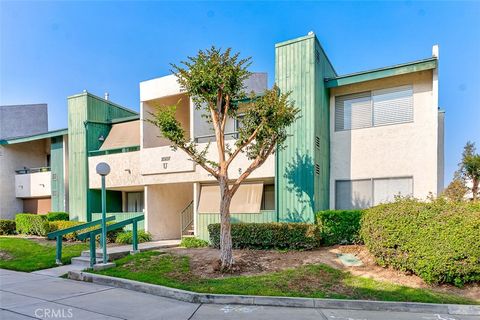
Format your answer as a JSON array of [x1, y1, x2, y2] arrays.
[[0, 269, 477, 320]]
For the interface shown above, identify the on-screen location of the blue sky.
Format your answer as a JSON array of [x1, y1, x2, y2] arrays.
[[1, 1, 479, 183]]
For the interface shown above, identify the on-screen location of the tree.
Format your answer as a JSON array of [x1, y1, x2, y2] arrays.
[[459, 141, 480, 201], [442, 171, 468, 202], [149, 47, 299, 269]]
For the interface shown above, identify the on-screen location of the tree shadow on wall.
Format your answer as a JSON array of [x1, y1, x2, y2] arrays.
[[282, 151, 315, 223]]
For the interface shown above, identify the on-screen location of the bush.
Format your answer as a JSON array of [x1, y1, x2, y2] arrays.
[[46, 212, 69, 221], [0, 220, 16, 235], [361, 198, 480, 286], [208, 222, 321, 250], [15, 214, 50, 236], [116, 230, 152, 244], [180, 236, 208, 248], [48, 221, 83, 241], [316, 210, 363, 246]]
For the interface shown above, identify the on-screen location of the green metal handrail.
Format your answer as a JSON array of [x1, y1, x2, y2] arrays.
[[76, 215, 145, 267], [47, 216, 116, 265]]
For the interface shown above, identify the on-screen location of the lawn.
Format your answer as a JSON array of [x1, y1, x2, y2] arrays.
[[92, 251, 477, 305], [0, 237, 88, 272]]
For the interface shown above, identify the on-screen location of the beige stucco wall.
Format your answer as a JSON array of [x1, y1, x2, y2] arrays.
[[0, 140, 49, 219], [88, 151, 142, 189], [15, 171, 51, 198], [329, 70, 440, 208], [145, 183, 193, 240]]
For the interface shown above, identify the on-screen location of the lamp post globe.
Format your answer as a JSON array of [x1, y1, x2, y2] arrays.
[[96, 162, 111, 176]]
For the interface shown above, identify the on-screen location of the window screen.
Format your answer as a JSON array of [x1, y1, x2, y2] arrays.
[[373, 177, 413, 205], [335, 85, 414, 131], [373, 86, 413, 126], [335, 92, 372, 131], [335, 179, 372, 210]]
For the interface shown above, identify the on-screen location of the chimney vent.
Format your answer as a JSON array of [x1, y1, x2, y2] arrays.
[[104, 92, 109, 100]]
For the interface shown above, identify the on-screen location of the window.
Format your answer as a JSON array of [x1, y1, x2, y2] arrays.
[[335, 179, 372, 210], [127, 192, 144, 212], [198, 183, 263, 213], [261, 184, 275, 210], [335, 177, 413, 210], [335, 85, 413, 131]]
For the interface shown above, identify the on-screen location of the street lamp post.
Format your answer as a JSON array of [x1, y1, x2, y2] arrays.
[[96, 162, 111, 264]]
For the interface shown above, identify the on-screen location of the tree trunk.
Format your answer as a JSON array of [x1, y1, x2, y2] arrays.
[[472, 177, 479, 201], [219, 177, 233, 270]]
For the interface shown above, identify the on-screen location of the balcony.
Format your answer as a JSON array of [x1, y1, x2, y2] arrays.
[[15, 167, 51, 198]]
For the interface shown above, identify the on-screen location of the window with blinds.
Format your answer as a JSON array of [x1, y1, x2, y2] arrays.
[[335, 176, 413, 210], [335, 85, 413, 131]]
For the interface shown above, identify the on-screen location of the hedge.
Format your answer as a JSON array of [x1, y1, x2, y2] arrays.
[[361, 198, 480, 286], [48, 220, 123, 242], [180, 236, 209, 248], [316, 210, 363, 246], [15, 214, 50, 236], [46, 212, 69, 221], [116, 230, 152, 244], [208, 222, 321, 250], [0, 220, 16, 235]]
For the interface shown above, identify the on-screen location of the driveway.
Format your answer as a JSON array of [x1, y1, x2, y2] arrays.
[[0, 269, 477, 320]]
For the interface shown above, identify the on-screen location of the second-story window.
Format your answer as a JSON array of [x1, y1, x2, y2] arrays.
[[335, 85, 413, 131]]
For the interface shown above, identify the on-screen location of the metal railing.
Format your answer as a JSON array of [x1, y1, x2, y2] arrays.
[[15, 166, 51, 174], [47, 216, 116, 265], [88, 145, 140, 157], [76, 215, 145, 267], [180, 201, 194, 236], [194, 132, 238, 143], [91, 212, 144, 231]]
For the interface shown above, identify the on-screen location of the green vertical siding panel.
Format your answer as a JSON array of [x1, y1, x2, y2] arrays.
[[50, 136, 65, 212], [275, 34, 335, 221], [314, 41, 336, 212], [196, 211, 276, 241], [68, 95, 88, 221], [68, 93, 137, 222]]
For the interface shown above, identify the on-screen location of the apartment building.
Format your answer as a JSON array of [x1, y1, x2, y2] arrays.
[[0, 33, 444, 241]]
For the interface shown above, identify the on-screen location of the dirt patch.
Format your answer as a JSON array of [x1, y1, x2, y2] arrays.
[[162, 245, 480, 301], [0, 250, 13, 260]]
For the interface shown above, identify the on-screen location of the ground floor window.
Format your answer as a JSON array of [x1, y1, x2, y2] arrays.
[[126, 191, 144, 212], [261, 184, 275, 210], [198, 182, 272, 213], [335, 177, 413, 210]]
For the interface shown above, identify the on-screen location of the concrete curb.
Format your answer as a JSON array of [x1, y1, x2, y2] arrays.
[[68, 271, 480, 316]]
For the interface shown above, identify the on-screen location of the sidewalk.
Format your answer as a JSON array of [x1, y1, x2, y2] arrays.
[[1, 269, 478, 320]]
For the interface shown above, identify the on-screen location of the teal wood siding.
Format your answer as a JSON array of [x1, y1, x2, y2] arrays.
[[67, 93, 137, 222], [50, 135, 65, 212], [314, 40, 336, 212], [275, 34, 335, 221], [91, 212, 144, 231], [197, 211, 276, 241]]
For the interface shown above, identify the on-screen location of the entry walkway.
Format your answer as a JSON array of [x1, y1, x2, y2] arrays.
[[0, 270, 477, 320]]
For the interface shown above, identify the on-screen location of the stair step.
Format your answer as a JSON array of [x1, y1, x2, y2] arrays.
[[81, 251, 103, 258]]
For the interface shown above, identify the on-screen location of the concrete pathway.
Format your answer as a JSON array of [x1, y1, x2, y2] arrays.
[[1, 269, 478, 320]]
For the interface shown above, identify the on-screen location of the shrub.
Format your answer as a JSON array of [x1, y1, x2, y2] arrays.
[[316, 210, 363, 246], [48, 221, 123, 242], [208, 222, 321, 250], [46, 212, 69, 221], [48, 221, 83, 241], [0, 220, 16, 235], [361, 198, 480, 286], [15, 213, 50, 236], [116, 230, 152, 244], [180, 236, 208, 248]]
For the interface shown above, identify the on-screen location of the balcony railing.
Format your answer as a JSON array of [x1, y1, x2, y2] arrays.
[[89, 145, 140, 157], [194, 132, 239, 143], [15, 166, 51, 174]]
